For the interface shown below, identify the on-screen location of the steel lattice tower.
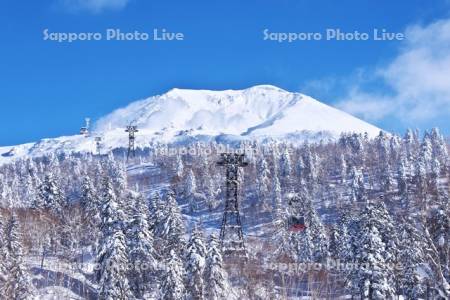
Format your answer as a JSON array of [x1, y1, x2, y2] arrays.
[[94, 136, 102, 155], [217, 153, 248, 259], [125, 125, 138, 160]]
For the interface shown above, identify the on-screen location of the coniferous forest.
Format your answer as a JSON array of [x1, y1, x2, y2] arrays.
[[0, 128, 449, 299]]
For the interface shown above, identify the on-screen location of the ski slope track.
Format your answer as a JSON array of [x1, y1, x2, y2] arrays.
[[0, 85, 383, 164]]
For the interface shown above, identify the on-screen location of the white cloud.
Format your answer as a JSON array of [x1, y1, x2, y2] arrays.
[[338, 88, 393, 121], [59, 0, 130, 13], [336, 18, 450, 123]]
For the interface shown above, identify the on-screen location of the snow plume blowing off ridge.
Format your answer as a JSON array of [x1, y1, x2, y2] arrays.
[[94, 85, 382, 139]]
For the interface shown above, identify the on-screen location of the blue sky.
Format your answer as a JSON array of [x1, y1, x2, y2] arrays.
[[1, 0, 450, 146]]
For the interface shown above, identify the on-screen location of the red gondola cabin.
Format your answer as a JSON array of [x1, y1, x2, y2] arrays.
[[288, 216, 306, 232]]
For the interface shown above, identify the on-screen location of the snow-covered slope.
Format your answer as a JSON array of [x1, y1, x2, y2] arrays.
[[95, 85, 380, 139], [0, 85, 382, 164]]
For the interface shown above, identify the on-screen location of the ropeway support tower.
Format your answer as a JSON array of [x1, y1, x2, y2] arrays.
[[125, 125, 138, 160], [94, 136, 102, 155], [217, 153, 248, 259]]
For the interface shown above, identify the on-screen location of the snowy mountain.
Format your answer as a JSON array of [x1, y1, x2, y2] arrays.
[[0, 85, 382, 164], [95, 85, 381, 139]]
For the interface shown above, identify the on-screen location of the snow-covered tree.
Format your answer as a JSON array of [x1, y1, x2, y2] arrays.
[[429, 157, 441, 198], [328, 225, 340, 259], [3, 214, 33, 299], [299, 191, 328, 261], [96, 175, 130, 296], [148, 192, 162, 232], [175, 154, 184, 178], [349, 167, 365, 203], [80, 176, 101, 248], [397, 157, 409, 208], [398, 218, 426, 299], [157, 191, 186, 256], [296, 228, 314, 263], [186, 169, 197, 196], [0, 174, 7, 207], [380, 164, 394, 193], [126, 193, 157, 298], [97, 229, 133, 300], [185, 169, 198, 212], [414, 134, 433, 209], [204, 233, 228, 300], [80, 175, 100, 220], [372, 202, 399, 267], [107, 156, 128, 195], [272, 174, 283, 222], [413, 156, 426, 204], [0, 214, 6, 293], [161, 249, 186, 300], [338, 153, 347, 184], [36, 173, 65, 215], [271, 176, 291, 261], [98, 176, 125, 238], [427, 200, 450, 281], [376, 132, 393, 191], [403, 129, 416, 163], [256, 157, 271, 210], [47, 153, 61, 178], [296, 155, 305, 181], [430, 128, 449, 170], [280, 148, 292, 183], [20, 170, 38, 207], [303, 145, 318, 185], [204, 176, 218, 212], [350, 204, 396, 299], [337, 214, 354, 265], [185, 224, 207, 300]]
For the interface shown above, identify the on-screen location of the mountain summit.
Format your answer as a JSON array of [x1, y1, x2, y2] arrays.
[[0, 85, 382, 164], [95, 85, 381, 138]]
